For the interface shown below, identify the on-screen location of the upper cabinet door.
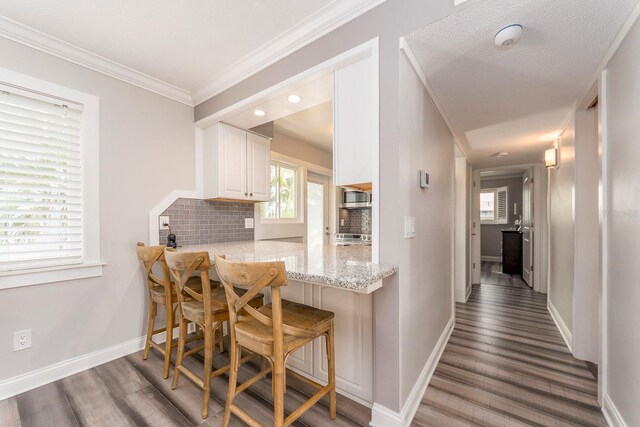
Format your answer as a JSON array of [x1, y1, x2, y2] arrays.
[[217, 123, 247, 199], [246, 132, 271, 202], [333, 56, 373, 187]]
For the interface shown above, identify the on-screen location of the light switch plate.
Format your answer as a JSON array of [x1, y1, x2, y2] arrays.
[[245, 218, 254, 229], [159, 215, 170, 230], [404, 216, 416, 239]]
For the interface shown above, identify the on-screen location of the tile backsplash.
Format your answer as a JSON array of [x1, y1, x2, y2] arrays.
[[158, 198, 254, 247], [338, 208, 372, 234]]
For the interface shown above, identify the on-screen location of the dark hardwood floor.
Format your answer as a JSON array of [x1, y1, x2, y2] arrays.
[[0, 346, 370, 426], [412, 283, 606, 427], [480, 261, 528, 288]]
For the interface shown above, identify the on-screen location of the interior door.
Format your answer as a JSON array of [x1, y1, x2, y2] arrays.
[[307, 172, 330, 246], [470, 169, 481, 284], [522, 169, 533, 286]]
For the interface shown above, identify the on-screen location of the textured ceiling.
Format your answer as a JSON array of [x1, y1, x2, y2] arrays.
[[405, 0, 638, 167], [0, 0, 332, 90], [275, 102, 333, 152]]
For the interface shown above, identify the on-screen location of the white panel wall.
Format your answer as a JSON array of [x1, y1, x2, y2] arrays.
[[0, 38, 195, 382]]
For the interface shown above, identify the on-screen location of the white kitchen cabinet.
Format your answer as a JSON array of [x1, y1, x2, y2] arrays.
[[203, 123, 270, 201], [333, 56, 374, 187], [246, 132, 271, 201], [283, 280, 374, 405]]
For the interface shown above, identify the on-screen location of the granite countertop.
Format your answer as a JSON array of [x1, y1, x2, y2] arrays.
[[178, 241, 398, 292]]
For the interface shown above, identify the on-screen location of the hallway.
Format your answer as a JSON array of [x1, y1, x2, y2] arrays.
[[412, 284, 606, 426]]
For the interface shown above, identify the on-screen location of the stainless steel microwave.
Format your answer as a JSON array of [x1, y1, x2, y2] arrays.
[[340, 188, 372, 209]]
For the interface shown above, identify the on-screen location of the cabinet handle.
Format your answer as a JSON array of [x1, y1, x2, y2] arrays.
[[244, 192, 248, 196], [250, 193, 253, 197]]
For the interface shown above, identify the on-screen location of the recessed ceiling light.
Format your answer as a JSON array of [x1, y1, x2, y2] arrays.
[[288, 95, 301, 103], [254, 109, 266, 117], [496, 152, 510, 157]]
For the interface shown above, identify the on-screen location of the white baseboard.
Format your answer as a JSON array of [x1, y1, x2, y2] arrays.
[[602, 393, 628, 427], [465, 284, 472, 301], [370, 316, 454, 427], [0, 326, 181, 401], [547, 300, 573, 353], [481, 256, 501, 262]]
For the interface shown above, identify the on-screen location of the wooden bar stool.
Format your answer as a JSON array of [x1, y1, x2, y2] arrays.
[[164, 249, 264, 419], [136, 242, 209, 379], [214, 254, 337, 427]]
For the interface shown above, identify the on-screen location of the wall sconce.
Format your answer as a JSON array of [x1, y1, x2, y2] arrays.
[[545, 148, 558, 169]]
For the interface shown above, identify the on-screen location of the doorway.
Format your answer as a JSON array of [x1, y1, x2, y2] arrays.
[[307, 172, 330, 247]]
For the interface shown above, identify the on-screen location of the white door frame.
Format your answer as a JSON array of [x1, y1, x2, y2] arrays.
[[471, 163, 548, 294]]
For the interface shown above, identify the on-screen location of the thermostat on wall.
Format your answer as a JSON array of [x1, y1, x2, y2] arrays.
[[419, 170, 430, 189]]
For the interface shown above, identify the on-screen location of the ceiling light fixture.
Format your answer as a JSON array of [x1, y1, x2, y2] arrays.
[[494, 24, 522, 50], [254, 109, 266, 117], [496, 152, 510, 157], [288, 95, 301, 103]]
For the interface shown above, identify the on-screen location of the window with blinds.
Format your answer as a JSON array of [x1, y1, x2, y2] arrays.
[[480, 186, 508, 225], [0, 88, 84, 272]]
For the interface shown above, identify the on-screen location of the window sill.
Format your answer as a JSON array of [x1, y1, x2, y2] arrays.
[[481, 221, 509, 225], [0, 262, 105, 290]]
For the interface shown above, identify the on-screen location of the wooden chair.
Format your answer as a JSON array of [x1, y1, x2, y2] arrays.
[[214, 254, 336, 427], [164, 249, 264, 419], [136, 242, 209, 379]]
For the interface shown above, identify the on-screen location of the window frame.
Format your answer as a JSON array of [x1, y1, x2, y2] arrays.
[[259, 160, 303, 224], [480, 186, 509, 225], [0, 68, 102, 290]]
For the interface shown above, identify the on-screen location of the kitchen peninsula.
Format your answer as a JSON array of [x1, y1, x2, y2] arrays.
[[178, 240, 397, 405]]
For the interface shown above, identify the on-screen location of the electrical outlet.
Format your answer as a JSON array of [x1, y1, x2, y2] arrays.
[[159, 215, 170, 230], [244, 218, 254, 229], [13, 329, 31, 351]]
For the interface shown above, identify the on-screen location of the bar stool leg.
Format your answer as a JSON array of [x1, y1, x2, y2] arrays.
[[163, 304, 174, 379], [171, 310, 188, 390], [326, 321, 337, 419], [143, 300, 156, 360], [273, 352, 285, 427], [201, 323, 214, 419], [222, 343, 239, 427]]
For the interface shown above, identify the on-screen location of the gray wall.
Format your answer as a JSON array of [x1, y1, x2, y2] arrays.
[[548, 122, 575, 334], [603, 16, 640, 426], [158, 198, 254, 246], [398, 52, 454, 403], [480, 177, 523, 258], [195, 0, 455, 412], [251, 122, 333, 169], [0, 38, 195, 381]]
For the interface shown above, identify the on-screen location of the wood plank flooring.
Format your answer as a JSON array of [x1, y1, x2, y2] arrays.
[[480, 262, 528, 288], [412, 283, 606, 427], [0, 346, 370, 426]]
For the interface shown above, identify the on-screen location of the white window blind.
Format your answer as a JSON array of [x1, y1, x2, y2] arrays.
[[0, 88, 84, 272], [496, 186, 508, 223]]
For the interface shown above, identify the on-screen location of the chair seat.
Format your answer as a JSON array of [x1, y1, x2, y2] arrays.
[[150, 277, 219, 304], [181, 287, 263, 325], [235, 299, 334, 355]]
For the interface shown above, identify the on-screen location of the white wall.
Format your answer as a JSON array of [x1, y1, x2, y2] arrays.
[[271, 124, 333, 170], [0, 38, 195, 382], [602, 15, 640, 426], [398, 52, 454, 403], [548, 123, 575, 335]]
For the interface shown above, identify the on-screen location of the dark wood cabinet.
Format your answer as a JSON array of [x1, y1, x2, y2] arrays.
[[502, 230, 523, 276]]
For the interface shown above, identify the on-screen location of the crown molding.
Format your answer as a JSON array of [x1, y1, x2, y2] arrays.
[[190, 0, 389, 105], [0, 15, 193, 105], [1, 0, 388, 108]]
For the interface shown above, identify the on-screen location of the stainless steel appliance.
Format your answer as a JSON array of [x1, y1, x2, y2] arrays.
[[335, 233, 372, 246], [340, 188, 372, 209]]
